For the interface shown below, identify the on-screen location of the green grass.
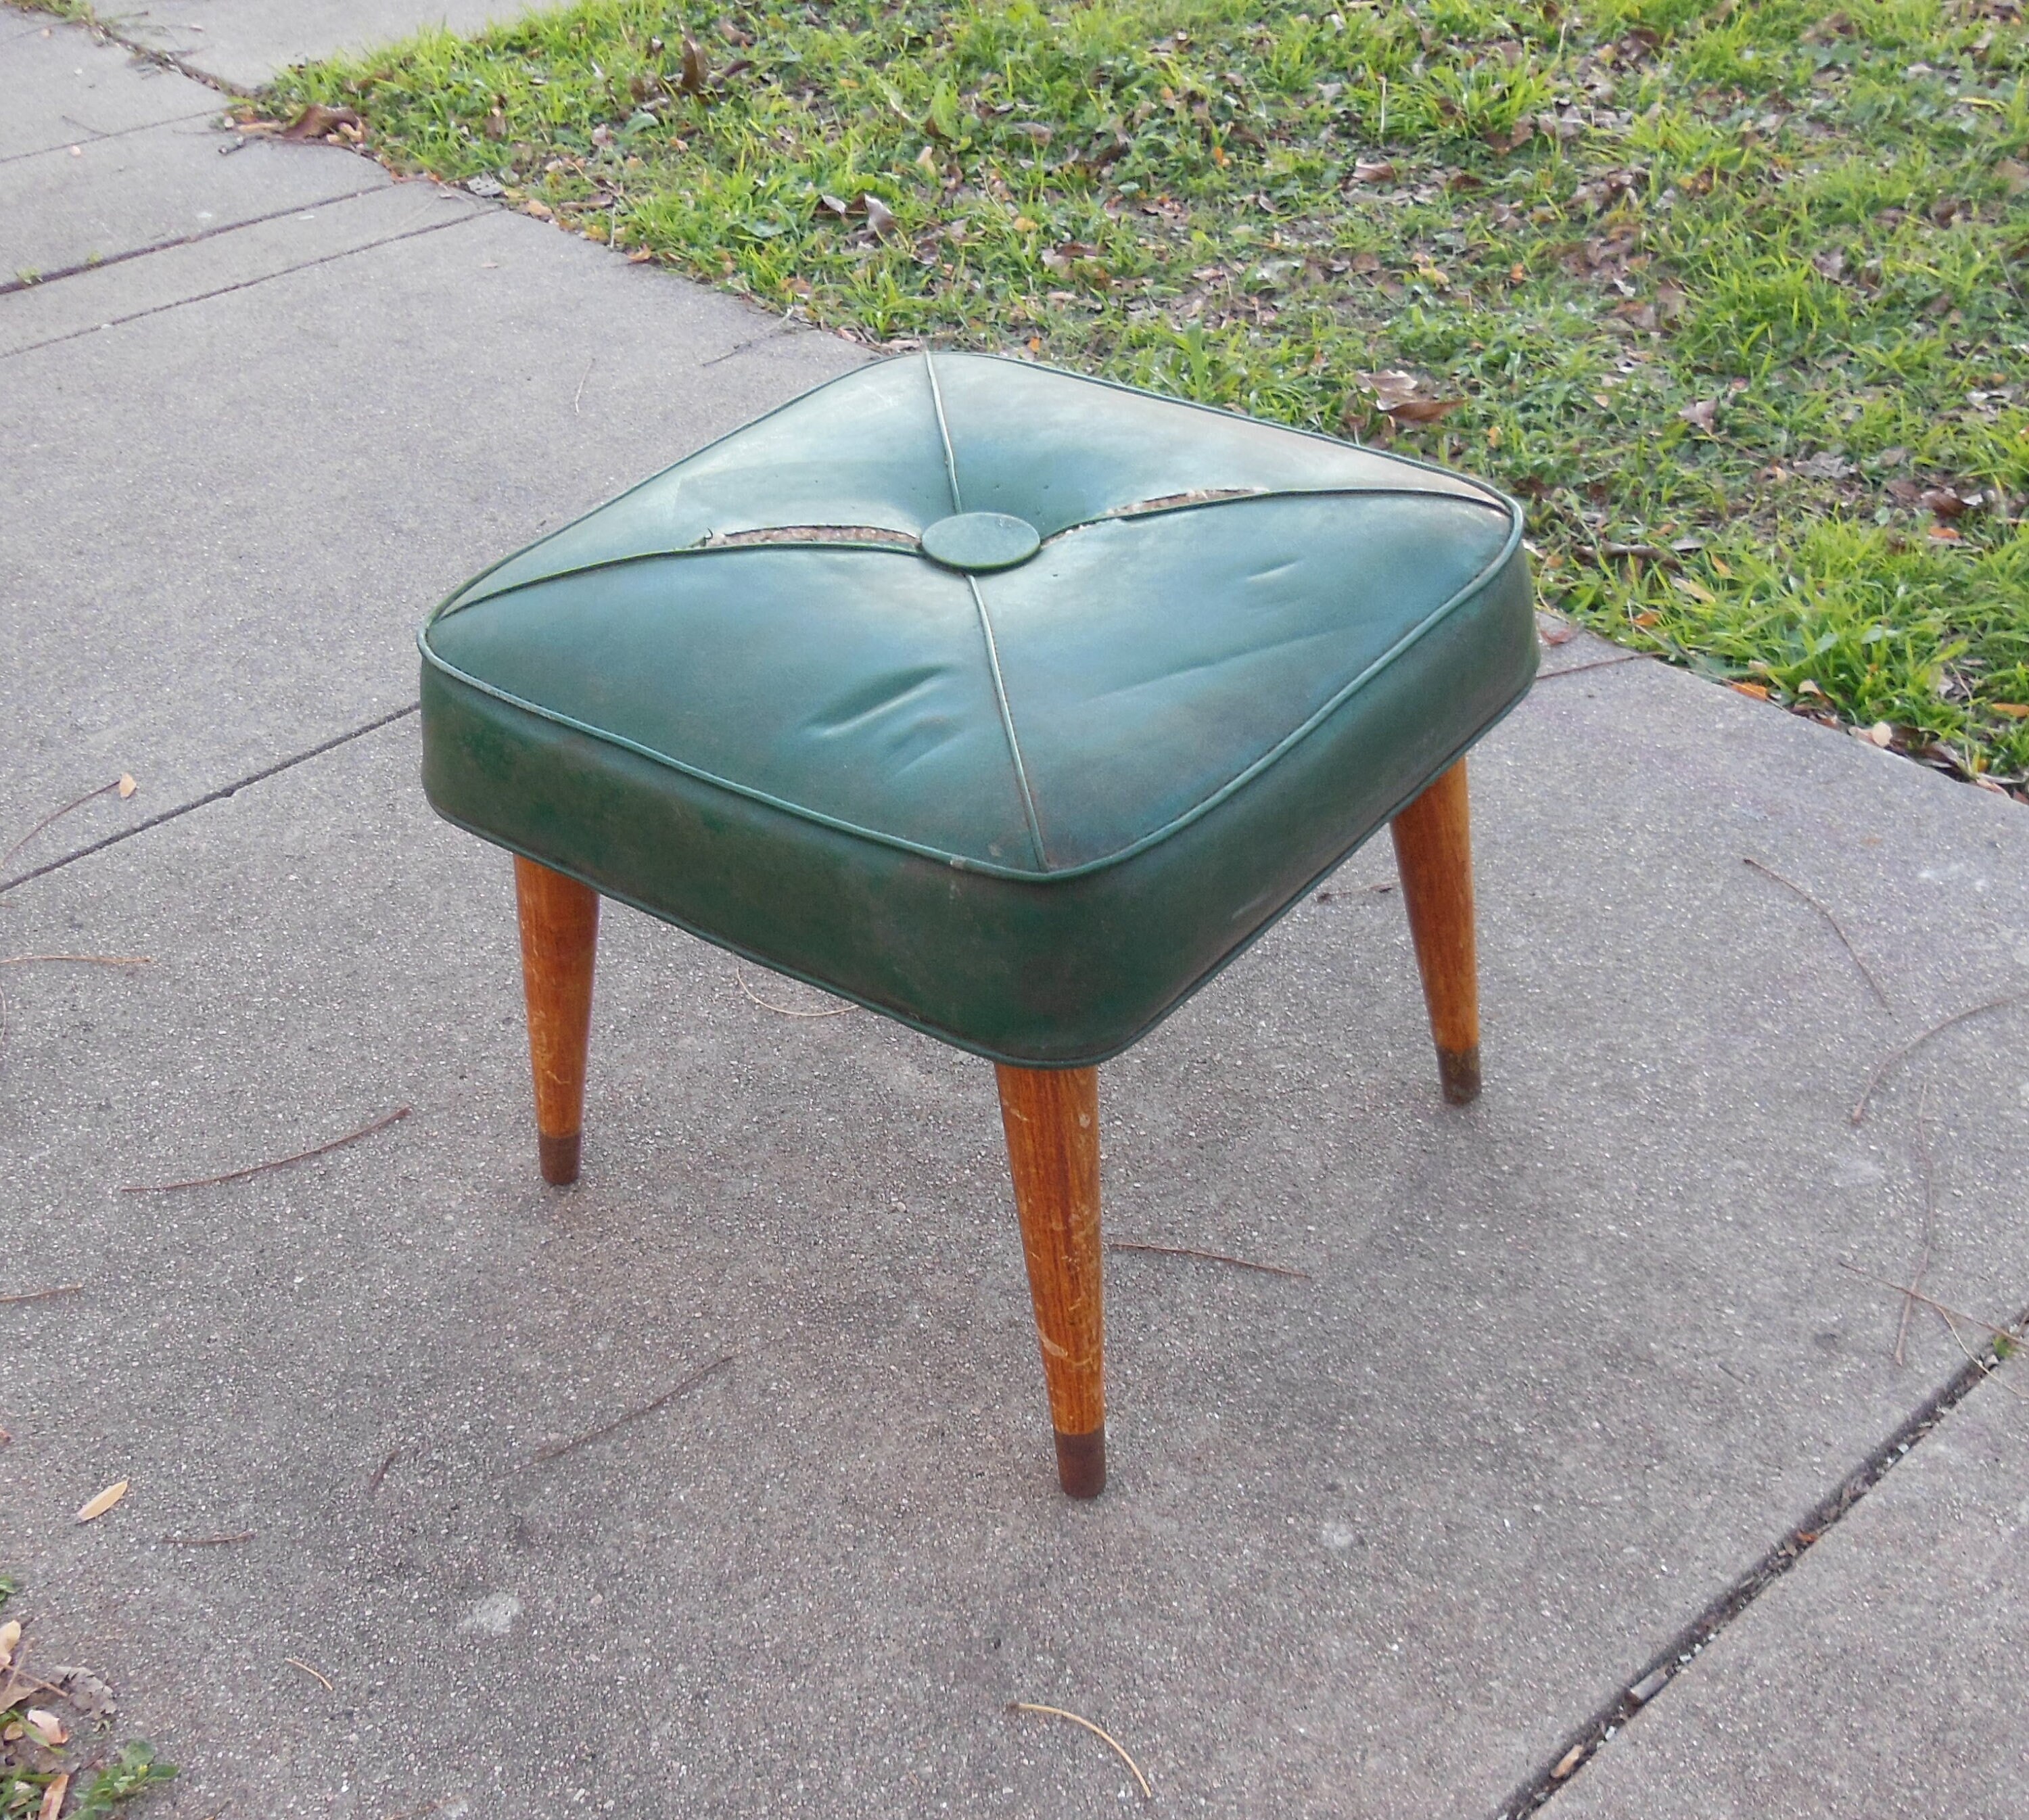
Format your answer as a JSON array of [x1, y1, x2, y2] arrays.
[[264, 0, 2029, 791], [0, 1577, 177, 1819]]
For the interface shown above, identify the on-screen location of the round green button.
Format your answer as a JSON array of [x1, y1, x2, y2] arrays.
[[918, 511, 1042, 574]]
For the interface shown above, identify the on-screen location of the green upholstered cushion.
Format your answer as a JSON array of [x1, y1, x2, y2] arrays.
[[419, 354, 1536, 1065]]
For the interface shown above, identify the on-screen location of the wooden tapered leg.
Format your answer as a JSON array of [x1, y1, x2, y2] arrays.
[[995, 1063, 1105, 1498], [513, 856, 600, 1185], [1389, 758, 1480, 1106]]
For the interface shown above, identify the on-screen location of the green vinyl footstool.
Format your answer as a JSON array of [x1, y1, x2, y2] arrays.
[[419, 352, 1536, 1499]]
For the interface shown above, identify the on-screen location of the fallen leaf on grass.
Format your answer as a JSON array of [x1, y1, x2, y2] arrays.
[[1354, 370, 1464, 423], [37, 1773, 67, 1820], [1988, 703, 2029, 718], [1352, 158, 1396, 185], [280, 103, 361, 141], [1678, 398, 1719, 433], [76, 1480, 128, 1523], [24, 1708, 66, 1747], [678, 35, 710, 95], [1921, 486, 1975, 519], [864, 195, 902, 239]]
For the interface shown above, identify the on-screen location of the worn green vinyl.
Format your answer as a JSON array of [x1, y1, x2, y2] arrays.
[[419, 353, 1537, 1065]]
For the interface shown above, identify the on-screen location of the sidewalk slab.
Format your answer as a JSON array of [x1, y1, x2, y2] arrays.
[[0, 110, 386, 284], [0, 9, 216, 160], [0, 177, 480, 356], [0, 16, 860, 875], [1557, 1359, 2029, 1814], [1, 640, 2026, 1816], [95, 0, 530, 91], [0, 198, 858, 867]]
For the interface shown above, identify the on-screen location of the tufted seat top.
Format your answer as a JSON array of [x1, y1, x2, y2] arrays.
[[419, 354, 1536, 1065]]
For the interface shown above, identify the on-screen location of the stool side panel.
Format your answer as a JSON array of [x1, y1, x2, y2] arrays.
[[416, 546, 1533, 1066]]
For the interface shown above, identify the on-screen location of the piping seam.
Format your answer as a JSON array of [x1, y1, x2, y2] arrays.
[[924, 350, 965, 513], [966, 575, 1048, 870]]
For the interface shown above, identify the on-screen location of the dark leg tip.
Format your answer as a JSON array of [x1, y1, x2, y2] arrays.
[[1053, 1425, 1106, 1499], [538, 1131, 582, 1186], [1438, 1046, 1482, 1106]]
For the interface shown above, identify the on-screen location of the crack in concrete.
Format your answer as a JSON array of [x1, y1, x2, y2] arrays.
[[0, 106, 222, 168], [0, 703, 419, 898], [0, 179, 400, 297], [1495, 1312, 2029, 1819], [1, 208, 482, 358], [699, 316, 799, 367], [26, 10, 254, 97]]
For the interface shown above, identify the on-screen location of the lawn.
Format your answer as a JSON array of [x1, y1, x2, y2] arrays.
[[264, 0, 2029, 794]]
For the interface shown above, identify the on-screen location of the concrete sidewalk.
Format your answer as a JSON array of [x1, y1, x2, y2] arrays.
[[5, 9, 2028, 1817]]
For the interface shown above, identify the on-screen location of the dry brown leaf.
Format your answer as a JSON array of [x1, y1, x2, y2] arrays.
[[116, 774, 136, 799], [523, 198, 553, 220], [483, 101, 507, 140], [1679, 398, 1719, 433], [1389, 396, 1463, 423], [76, 1480, 128, 1523], [1552, 1744, 1585, 1778], [679, 35, 710, 95], [0, 1620, 19, 1669], [1989, 703, 2029, 718], [864, 195, 900, 239], [1731, 680, 1771, 700], [1355, 370, 1428, 411], [280, 103, 362, 141], [1921, 486, 1972, 519], [24, 1708, 66, 1747], [1353, 158, 1397, 184], [37, 1774, 68, 1820]]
